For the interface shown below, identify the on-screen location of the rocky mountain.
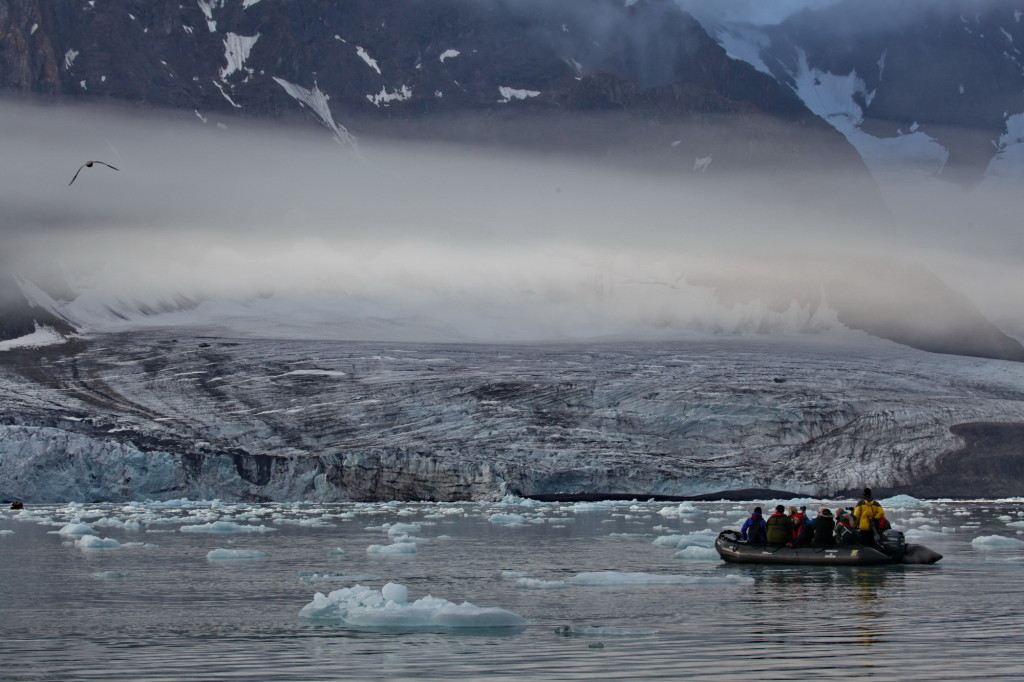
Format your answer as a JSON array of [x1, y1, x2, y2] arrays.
[[698, 0, 1024, 185], [0, 0, 856, 172]]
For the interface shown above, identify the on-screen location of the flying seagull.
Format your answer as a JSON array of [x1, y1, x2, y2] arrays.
[[68, 160, 119, 186]]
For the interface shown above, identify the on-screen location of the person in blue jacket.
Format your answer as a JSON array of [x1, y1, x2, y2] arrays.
[[740, 506, 767, 542]]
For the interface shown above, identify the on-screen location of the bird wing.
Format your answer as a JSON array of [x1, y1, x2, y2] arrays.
[[95, 161, 120, 171], [68, 164, 87, 186]]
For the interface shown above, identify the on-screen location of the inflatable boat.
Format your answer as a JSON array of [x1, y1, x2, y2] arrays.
[[715, 529, 942, 565]]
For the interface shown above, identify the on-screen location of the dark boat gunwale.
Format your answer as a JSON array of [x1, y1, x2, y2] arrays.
[[715, 530, 898, 565]]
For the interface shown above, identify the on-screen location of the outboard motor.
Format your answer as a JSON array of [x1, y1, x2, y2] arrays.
[[878, 529, 906, 560]]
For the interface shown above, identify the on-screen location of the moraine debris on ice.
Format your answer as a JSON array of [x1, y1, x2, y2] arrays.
[[2, 333, 1024, 503]]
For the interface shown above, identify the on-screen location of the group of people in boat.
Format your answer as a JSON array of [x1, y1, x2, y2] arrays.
[[739, 488, 888, 548]]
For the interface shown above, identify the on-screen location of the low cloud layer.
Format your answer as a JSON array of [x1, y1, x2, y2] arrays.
[[1, 99, 1021, 346]]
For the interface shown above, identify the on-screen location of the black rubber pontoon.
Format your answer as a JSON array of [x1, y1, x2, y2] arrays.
[[715, 530, 942, 565]]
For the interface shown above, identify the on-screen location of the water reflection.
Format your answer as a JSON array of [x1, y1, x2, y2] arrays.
[[0, 500, 1014, 681]]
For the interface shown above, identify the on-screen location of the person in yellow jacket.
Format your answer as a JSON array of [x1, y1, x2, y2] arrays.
[[853, 488, 885, 547]]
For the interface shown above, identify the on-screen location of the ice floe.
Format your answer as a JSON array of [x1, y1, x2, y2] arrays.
[[367, 541, 417, 554], [298, 582, 528, 628], [489, 513, 527, 525], [515, 577, 572, 589], [75, 535, 121, 549], [673, 546, 720, 561], [56, 523, 97, 536], [180, 521, 276, 533], [206, 548, 268, 560], [972, 535, 1024, 548]]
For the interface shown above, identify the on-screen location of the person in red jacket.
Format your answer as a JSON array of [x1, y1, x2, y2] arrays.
[[788, 505, 807, 543]]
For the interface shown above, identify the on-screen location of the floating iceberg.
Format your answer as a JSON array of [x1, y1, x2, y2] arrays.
[[515, 577, 570, 589], [489, 513, 527, 524], [971, 535, 1024, 548], [206, 548, 268, 560], [386, 522, 422, 536], [657, 503, 704, 518], [56, 522, 97, 536], [75, 535, 121, 549], [653, 531, 716, 549], [180, 521, 277, 533], [367, 541, 417, 554], [299, 582, 528, 628], [673, 546, 720, 561], [298, 571, 379, 583], [881, 495, 928, 507]]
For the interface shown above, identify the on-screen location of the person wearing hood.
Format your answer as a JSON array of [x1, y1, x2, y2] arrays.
[[810, 508, 835, 546], [741, 506, 767, 543], [854, 488, 886, 547]]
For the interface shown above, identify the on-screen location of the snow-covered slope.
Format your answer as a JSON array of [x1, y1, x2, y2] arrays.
[[2, 330, 1024, 503], [697, 0, 1024, 185]]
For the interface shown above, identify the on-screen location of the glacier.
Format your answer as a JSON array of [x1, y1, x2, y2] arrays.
[[2, 328, 1024, 503]]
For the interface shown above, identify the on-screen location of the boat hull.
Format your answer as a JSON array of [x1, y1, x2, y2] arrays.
[[715, 532, 896, 565]]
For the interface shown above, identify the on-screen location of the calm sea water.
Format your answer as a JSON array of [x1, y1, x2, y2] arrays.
[[1, 498, 1022, 681]]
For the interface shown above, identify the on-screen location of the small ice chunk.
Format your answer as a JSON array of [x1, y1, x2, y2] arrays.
[[673, 546, 720, 561], [299, 583, 528, 628], [206, 548, 268, 560], [76, 535, 121, 549], [299, 572, 379, 583], [657, 503, 704, 517], [972, 535, 1024, 548], [516, 577, 570, 589], [387, 523, 421, 536], [381, 582, 408, 603], [57, 523, 97, 536], [500, 570, 531, 579], [180, 521, 276, 533], [367, 542, 417, 554], [489, 513, 526, 525]]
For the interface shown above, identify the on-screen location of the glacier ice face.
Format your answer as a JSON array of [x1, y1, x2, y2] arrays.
[[2, 331, 1024, 503]]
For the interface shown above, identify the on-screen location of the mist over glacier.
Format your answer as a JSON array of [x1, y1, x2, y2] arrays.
[[2, 99, 1022, 346]]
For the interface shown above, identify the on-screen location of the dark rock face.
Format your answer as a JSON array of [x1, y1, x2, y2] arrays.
[[908, 422, 1024, 498], [0, 0, 859, 171], [760, 0, 1024, 183]]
